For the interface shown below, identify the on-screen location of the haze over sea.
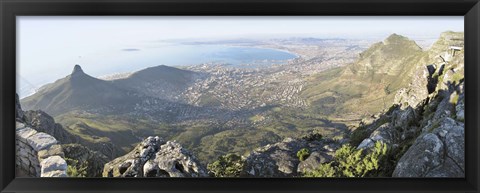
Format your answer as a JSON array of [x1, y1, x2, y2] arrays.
[[110, 44, 297, 70], [17, 44, 297, 98]]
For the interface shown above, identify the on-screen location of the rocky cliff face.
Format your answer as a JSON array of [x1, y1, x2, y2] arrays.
[[390, 89, 464, 177], [353, 31, 465, 177], [392, 32, 464, 177], [103, 136, 208, 177]]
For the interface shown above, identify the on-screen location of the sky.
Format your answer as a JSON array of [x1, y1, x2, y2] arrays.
[[16, 16, 464, 98]]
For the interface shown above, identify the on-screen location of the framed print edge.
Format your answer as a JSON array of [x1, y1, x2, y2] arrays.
[[1, 0, 479, 193]]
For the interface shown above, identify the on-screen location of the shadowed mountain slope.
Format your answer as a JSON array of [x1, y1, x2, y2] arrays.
[[21, 65, 139, 116], [111, 65, 203, 102]]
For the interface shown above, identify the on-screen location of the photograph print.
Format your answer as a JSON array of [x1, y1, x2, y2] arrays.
[[15, 16, 465, 178]]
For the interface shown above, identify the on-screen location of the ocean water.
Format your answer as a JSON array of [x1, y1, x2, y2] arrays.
[[18, 45, 298, 98], [98, 45, 298, 74]]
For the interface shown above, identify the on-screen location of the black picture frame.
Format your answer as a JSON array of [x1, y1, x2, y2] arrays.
[[1, 0, 479, 192]]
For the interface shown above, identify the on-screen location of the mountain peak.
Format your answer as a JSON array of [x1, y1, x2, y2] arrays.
[[384, 33, 409, 44], [72, 64, 85, 76], [381, 33, 422, 51]]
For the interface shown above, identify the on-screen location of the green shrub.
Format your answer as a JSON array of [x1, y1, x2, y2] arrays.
[[297, 148, 311, 161], [207, 154, 244, 177], [65, 158, 88, 177], [304, 141, 389, 177]]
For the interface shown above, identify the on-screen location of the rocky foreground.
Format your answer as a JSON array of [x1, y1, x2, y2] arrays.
[[16, 94, 108, 177], [103, 136, 208, 177], [16, 94, 68, 177]]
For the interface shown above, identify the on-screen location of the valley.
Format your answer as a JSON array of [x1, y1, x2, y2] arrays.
[[21, 37, 373, 163]]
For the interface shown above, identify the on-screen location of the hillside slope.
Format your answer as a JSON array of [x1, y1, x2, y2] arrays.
[[111, 65, 203, 102], [301, 34, 430, 117], [21, 65, 139, 116]]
